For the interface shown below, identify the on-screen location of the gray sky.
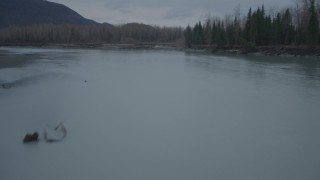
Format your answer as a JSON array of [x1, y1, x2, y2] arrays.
[[51, 0, 294, 26]]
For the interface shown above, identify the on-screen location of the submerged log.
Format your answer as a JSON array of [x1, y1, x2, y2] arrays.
[[1, 83, 12, 89]]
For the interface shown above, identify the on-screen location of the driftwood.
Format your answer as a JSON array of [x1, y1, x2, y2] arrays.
[[44, 123, 67, 143]]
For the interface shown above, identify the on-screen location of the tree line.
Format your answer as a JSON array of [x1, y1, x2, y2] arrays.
[[185, 0, 320, 48], [0, 23, 183, 44]]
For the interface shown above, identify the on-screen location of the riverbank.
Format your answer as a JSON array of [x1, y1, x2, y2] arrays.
[[1, 43, 320, 57], [0, 43, 184, 50], [187, 45, 320, 57]]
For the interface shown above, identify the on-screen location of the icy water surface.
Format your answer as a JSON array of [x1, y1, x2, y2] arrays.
[[1, 47, 320, 180]]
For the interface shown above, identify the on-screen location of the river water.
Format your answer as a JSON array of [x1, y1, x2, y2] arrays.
[[0, 47, 320, 180]]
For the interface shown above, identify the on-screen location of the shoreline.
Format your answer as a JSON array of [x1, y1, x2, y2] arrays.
[[186, 45, 320, 57], [1, 43, 320, 57], [0, 43, 184, 50]]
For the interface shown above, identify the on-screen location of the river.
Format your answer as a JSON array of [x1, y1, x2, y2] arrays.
[[0, 47, 320, 180]]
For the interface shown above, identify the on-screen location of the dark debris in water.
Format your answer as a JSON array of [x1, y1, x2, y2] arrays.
[[1, 83, 12, 89]]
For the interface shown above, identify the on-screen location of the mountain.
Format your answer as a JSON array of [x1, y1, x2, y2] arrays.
[[0, 0, 98, 27]]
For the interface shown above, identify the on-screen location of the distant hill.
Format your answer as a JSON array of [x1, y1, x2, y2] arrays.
[[0, 0, 98, 27], [120, 23, 154, 30]]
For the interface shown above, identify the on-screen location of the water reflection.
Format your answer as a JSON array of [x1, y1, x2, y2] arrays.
[[0, 47, 76, 93], [0, 51, 37, 68], [184, 52, 320, 94]]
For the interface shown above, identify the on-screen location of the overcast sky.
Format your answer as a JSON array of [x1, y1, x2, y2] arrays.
[[51, 0, 294, 26]]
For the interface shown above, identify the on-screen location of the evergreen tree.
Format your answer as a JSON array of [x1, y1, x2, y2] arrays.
[[282, 9, 295, 44], [184, 25, 193, 47], [233, 17, 242, 44], [244, 8, 252, 42], [214, 21, 226, 46], [263, 16, 272, 45], [308, 0, 319, 46], [211, 21, 217, 44], [192, 22, 205, 45], [226, 22, 235, 45], [204, 18, 212, 45], [274, 13, 283, 44]]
